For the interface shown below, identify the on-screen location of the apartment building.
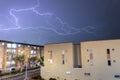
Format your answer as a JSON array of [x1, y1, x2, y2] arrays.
[[41, 39, 120, 80], [0, 40, 43, 72]]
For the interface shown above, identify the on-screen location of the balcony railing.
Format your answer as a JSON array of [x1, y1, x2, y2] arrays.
[[0, 67, 40, 80]]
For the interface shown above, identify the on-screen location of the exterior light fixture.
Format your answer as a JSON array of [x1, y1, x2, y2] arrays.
[[2, 42, 4, 45], [18, 44, 21, 47], [18, 50, 21, 52]]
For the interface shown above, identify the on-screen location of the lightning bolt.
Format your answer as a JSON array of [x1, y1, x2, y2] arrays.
[[0, 0, 96, 35]]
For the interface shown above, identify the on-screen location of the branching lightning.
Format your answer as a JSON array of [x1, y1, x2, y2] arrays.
[[0, 0, 96, 35]]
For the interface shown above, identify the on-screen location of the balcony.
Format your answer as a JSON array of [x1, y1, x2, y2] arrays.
[[0, 67, 40, 80]]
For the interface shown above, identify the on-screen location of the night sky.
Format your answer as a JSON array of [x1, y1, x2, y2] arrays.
[[0, 0, 120, 45]]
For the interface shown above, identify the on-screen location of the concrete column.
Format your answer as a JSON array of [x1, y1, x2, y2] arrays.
[[2, 42, 7, 72]]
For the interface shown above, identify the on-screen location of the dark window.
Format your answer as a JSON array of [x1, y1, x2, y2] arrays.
[[62, 60, 64, 64], [107, 49, 110, 54], [108, 60, 111, 66]]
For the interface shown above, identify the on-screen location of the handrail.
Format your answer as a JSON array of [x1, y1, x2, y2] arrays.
[[0, 67, 40, 80]]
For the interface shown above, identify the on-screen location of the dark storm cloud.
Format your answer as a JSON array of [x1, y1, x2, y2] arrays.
[[0, 0, 120, 45]]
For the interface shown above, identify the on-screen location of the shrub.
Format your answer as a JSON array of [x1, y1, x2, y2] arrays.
[[32, 75, 45, 80], [49, 78, 56, 80], [11, 68, 15, 71], [11, 69, 20, 74], [11, 68, 16, 74]]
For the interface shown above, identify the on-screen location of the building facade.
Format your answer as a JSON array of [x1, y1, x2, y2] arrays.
[[41, 39, 120, 80], [0, 40, 44, 72]]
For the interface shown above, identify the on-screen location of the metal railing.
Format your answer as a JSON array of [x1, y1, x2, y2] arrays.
[[0, 67, 40, 80]]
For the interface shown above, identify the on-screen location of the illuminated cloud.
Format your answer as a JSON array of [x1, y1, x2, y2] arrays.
[[0, 0, 96, 35]]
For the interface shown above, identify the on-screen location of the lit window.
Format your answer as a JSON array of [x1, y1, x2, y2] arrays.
[[7, 43, 11, 48], [34, 51, 36, 54], [50, 60, 53, 64], [48, 50, 53, 64], [12, 44, 17, 48], [12, 49, 16, 54], [30, 50, 36, 57]]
